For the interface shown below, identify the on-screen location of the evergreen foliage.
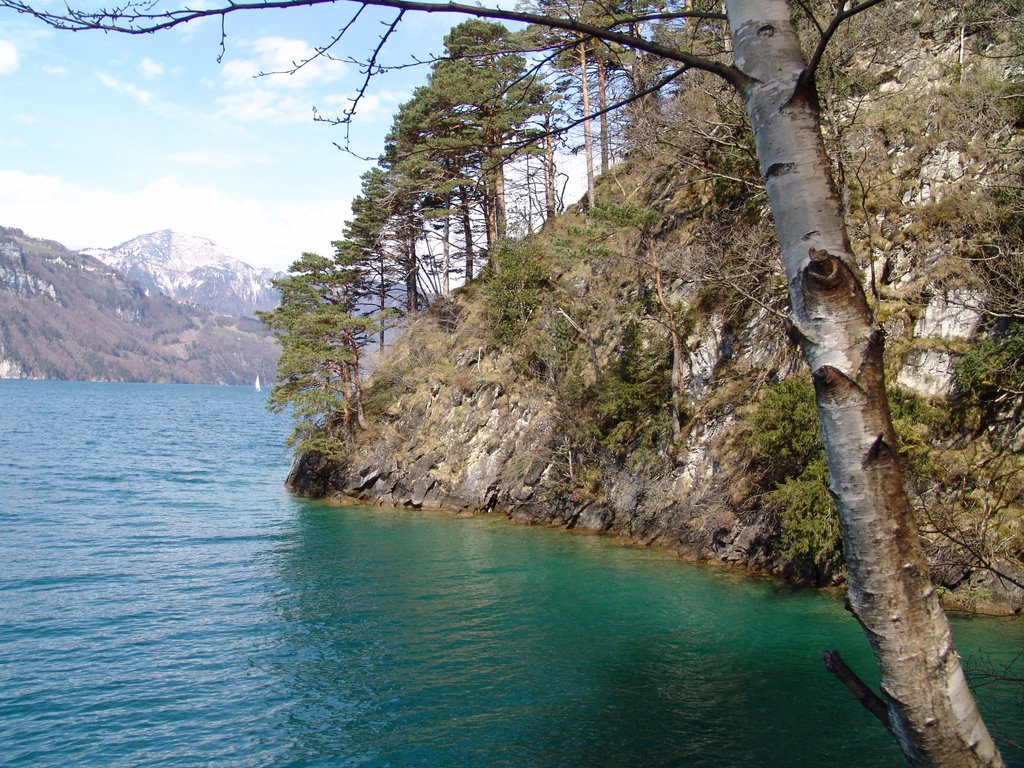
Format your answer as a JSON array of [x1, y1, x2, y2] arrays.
[[483, 239, 548, 345], [341, 166, 403, 346], [954, 322, 1024, 426], [257, 251, 380, 456], [592, 320, 672, 456], [750, 377, 842, 579], [358, 18, 551, 304]]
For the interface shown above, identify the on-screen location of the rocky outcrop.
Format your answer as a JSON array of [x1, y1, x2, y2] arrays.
[[896, 289, 985, 399], [287, 316, 813, 583], [286, 11, 1024, 610]]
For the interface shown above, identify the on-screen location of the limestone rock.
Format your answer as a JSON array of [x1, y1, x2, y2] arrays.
[[914, 289, 983, 341], [897, 348, 958, 398]]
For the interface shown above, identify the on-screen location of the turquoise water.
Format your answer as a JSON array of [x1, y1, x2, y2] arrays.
[[1, 381, 1022, 766]]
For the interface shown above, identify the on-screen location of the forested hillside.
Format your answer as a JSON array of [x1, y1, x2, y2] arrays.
[[0, 228, 279, 384]]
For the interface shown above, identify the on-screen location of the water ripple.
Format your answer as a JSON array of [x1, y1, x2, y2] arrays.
[[2, 382, 1024, 767]]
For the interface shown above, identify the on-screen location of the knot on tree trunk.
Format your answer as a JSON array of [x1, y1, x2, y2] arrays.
[[863, 433, 898, 469], [801, 248, 873, 324], [783, 317, 810, 348], [805, 247, 844, 290], [812, 365, 867, 407], [855, 328, 888, 391]]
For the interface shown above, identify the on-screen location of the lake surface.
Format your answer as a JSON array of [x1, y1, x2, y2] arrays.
[[2, 380, 1023, 767]]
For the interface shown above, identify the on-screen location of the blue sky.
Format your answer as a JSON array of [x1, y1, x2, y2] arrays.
[[0, 4, 464, 270]]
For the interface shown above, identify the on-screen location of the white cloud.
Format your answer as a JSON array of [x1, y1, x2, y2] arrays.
[[217, 89, 318, 124], [320, 89, 408, 125], [138, 57, 165, 78], [162, 149, 275, 169], [0, 170, 347, 271], [216, 36, 350, 124], [97, 71, 153, 106], [42, 64, 69, 76], [0, 169, 62, 202], [222, 36, 347, 89], [220, 57, 259, 88], [0, 40, 19, 75]]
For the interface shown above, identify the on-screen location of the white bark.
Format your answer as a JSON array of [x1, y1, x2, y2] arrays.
[[724, 2, 1003, 765], [598, 54, 609, 174]]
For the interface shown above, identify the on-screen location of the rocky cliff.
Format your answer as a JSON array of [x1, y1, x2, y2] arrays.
[[285, 7, 1024, 612]]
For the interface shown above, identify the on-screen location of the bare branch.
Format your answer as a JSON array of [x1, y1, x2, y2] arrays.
[[256, 4, 367, 75], [820, 650, 893, 733], [341, 11, 406, 148], [0, 0, 747, 87], [506, 64, 690, 155], [802, 0, 889, 84]]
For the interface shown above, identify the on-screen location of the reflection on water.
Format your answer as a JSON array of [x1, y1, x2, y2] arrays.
[[265, 503, 914, 767], [2, 381, 1022, 767]]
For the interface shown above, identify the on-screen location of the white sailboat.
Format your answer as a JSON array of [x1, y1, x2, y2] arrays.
[[254, 375, 261, 392]]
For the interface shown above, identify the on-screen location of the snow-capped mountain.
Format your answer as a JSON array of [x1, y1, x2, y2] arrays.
[[82, 230, 282, 318], [0, 226, 279, 385]]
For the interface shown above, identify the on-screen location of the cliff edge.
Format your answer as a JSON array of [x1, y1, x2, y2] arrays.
[[285, 9, 1024, 613]]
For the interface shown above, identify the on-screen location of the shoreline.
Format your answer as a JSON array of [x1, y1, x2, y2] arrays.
[[296, 482, 1022, 619]]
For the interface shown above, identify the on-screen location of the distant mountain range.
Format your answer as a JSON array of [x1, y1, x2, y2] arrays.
[[0, 227, 279, 385], [82, 230, 282, 319]]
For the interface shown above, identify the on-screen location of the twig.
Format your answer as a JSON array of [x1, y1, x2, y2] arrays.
[[820, 649, 893, 732]]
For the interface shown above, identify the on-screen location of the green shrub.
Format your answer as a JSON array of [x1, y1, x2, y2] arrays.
[[592, 320, 672, 455], [886, 385, 936, 479], [953, 321, 1024, 424], [765, 457, 843, 576], [750, 377, 842, 576], [750, 377, 824, 486], [483, 239, 548, 346]]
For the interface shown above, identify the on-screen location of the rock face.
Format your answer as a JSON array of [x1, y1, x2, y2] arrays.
[[897, 289, 985, 398], [83, 230, 282, 318], [287, 393, 792, 580], [287, 312, 806, 583]]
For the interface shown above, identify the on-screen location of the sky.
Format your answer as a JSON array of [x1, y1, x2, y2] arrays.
[[0, 3, 470, 271]]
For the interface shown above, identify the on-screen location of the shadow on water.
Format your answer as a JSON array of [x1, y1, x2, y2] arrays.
[[256, 502, 951, 767]]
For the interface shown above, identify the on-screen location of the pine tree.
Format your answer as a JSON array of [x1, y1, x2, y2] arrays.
[[426, 20, 548, 248], [257, 251, 378, 456]]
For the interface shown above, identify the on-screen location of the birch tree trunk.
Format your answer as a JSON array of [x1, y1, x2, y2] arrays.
[[459, 187, 474, 281], [484, 187, 495, 248], [597, 55, 609, 174], [442, 213, 451, 295], [723, 2, 1002, 765], [377, 253, 386, 351], [405, 236, 418, 312], [495, 156, 507, 239]]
